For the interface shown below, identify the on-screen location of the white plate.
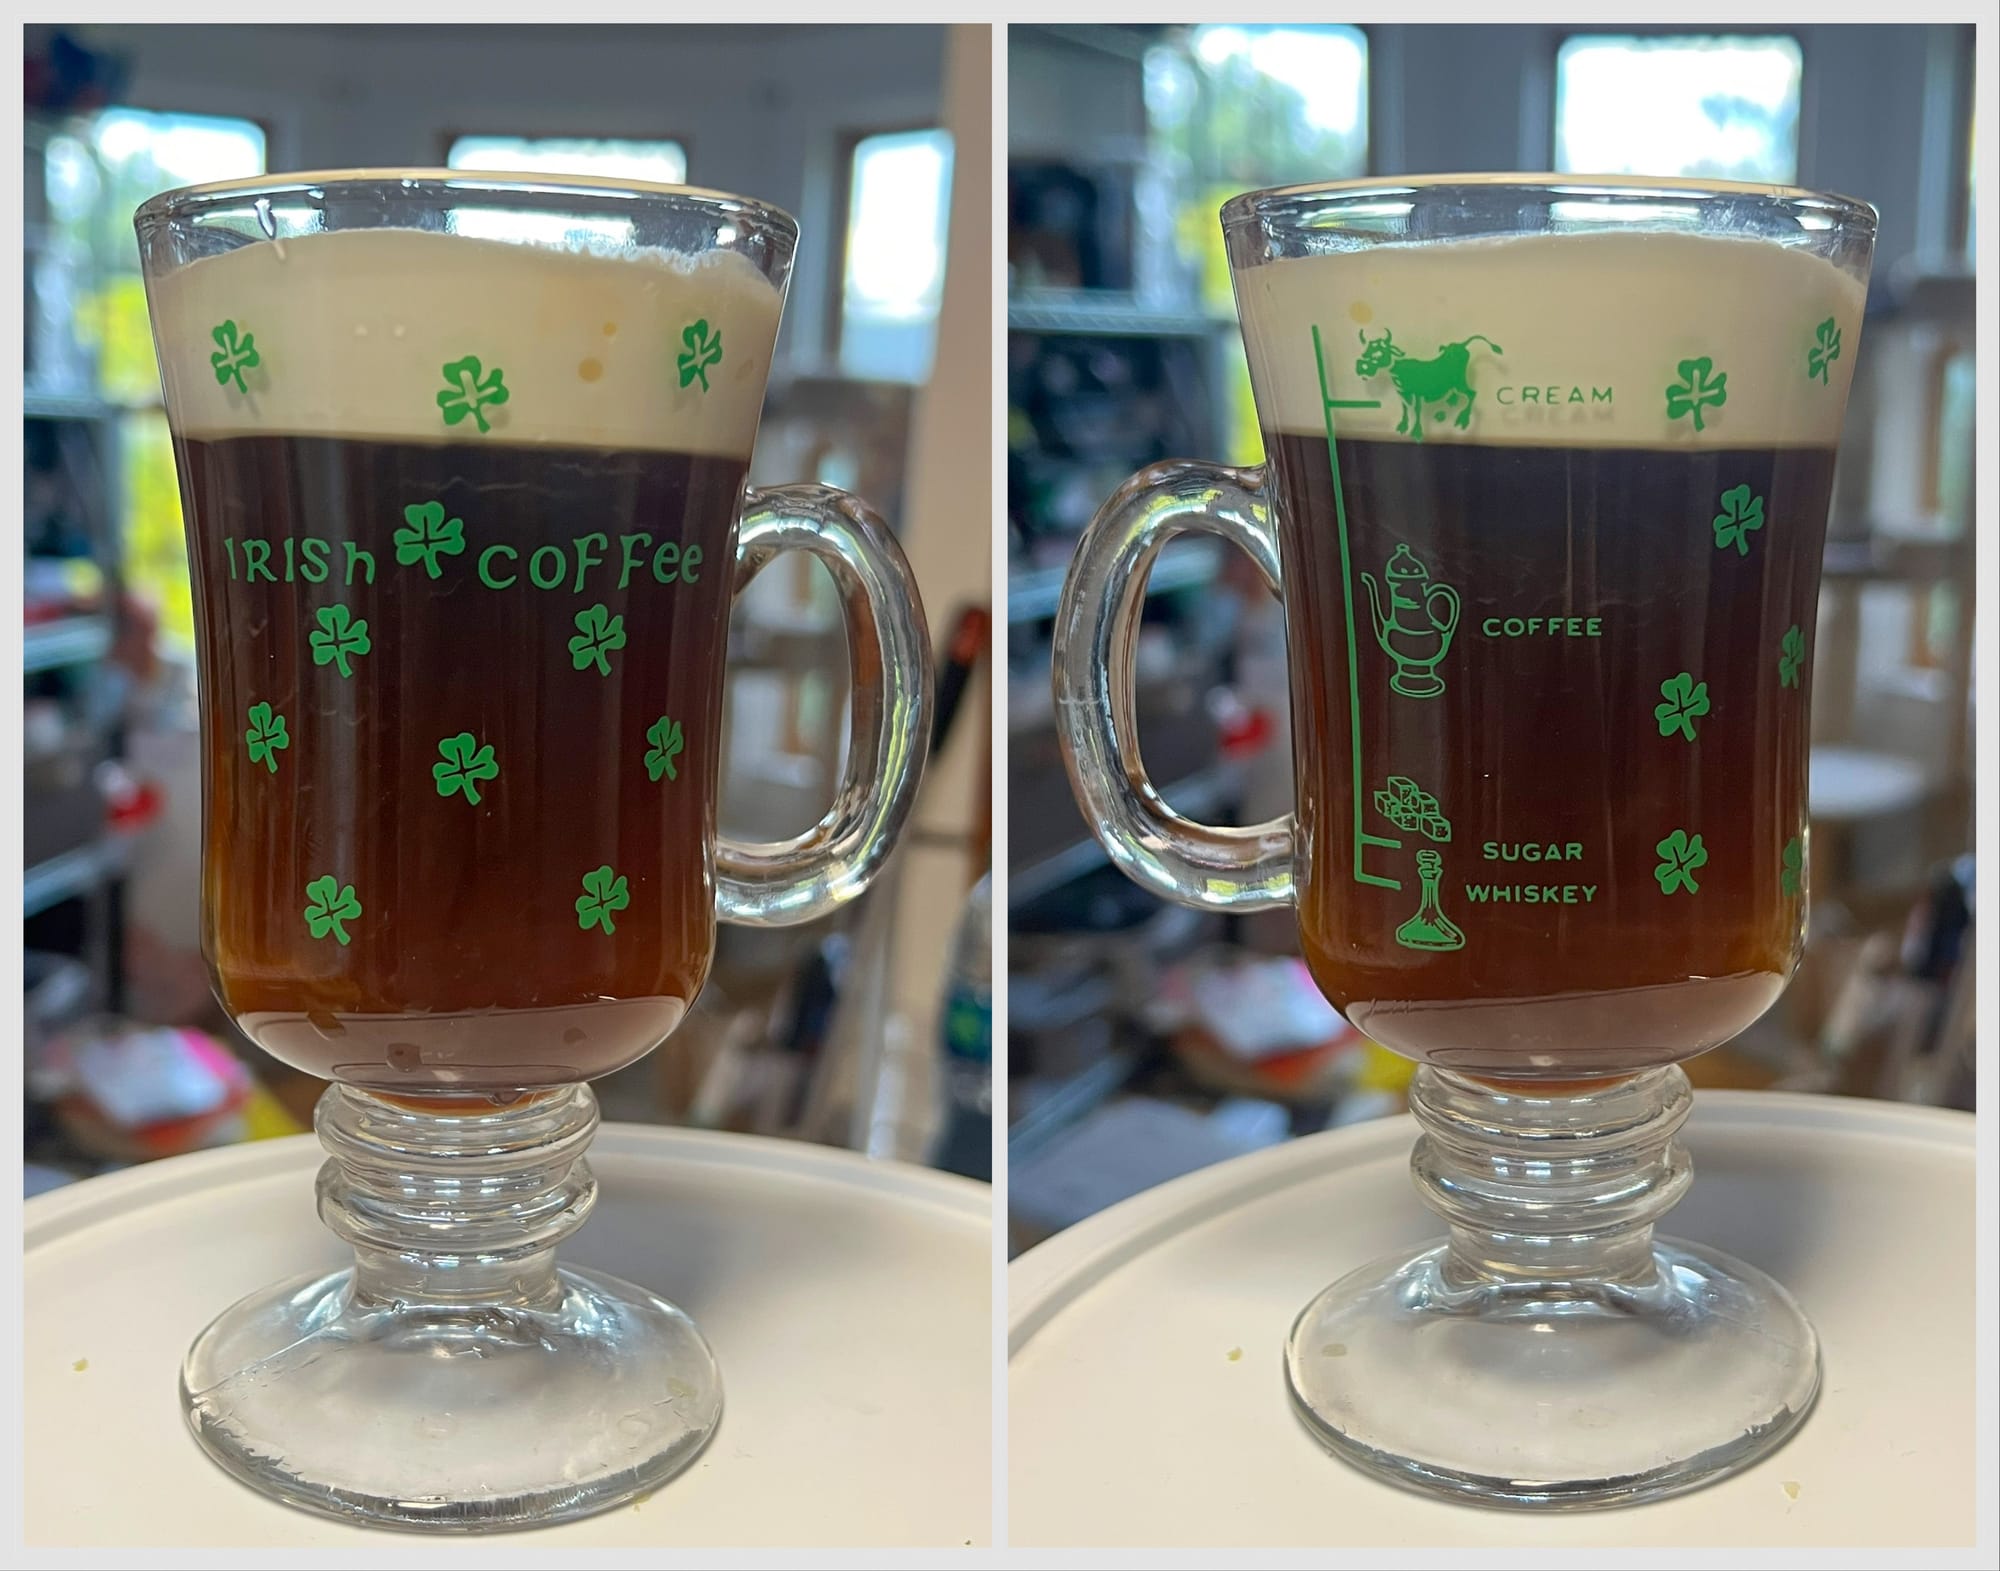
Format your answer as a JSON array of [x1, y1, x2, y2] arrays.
[[26, 1125, 992, 1548], [1009, 1092, 1976, 1549]]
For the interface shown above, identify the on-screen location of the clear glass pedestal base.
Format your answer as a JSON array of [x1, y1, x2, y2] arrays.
[[180, 1083, 722, 1531], [1284, 1065, 1819, 1510]]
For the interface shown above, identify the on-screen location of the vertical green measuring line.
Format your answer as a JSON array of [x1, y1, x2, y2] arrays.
[[1312, 323, 1400, 891]]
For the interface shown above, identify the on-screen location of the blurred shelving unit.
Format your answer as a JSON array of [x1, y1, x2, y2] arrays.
[[24, 114, 129, 1014]]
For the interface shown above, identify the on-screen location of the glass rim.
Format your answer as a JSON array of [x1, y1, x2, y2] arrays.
[[133, 167, 799, 242], [1220, 171, 1878, 236]]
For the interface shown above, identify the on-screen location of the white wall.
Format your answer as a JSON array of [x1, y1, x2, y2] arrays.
[[56, 22, 948, 372], [890, 24, 993, 1038]]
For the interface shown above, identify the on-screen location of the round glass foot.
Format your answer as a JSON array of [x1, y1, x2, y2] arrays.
[[1284, 1236, 1819, 1509], [179, 1082, 720, 1530], [183, 1262, 722, 1531], [1284, 1065, 1820, 1509]]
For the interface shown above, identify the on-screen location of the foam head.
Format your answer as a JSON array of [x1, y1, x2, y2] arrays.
[[1234, 230, 1867, 449], [146, 226, 785, 457]]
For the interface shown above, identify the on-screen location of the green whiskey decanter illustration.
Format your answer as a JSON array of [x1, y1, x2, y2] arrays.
[[1362, 543, 1459, 699], [1395, 848, 1465, 952]]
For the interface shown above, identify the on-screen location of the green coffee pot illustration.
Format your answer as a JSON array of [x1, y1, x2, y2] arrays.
[[1362, 543, 1459, 700]]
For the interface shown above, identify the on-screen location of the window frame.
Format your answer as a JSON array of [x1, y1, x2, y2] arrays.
[[1546, 26, 1811, 185]]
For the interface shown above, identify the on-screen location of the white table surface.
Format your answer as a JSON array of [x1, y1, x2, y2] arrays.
[[1010, 1092, 1977, 1550], [25, 1125, 993, 1549]]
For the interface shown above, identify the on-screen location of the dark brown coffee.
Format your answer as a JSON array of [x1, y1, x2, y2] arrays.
[[1266, 429, 1835, 1080], [178, 433, 743, 1089]]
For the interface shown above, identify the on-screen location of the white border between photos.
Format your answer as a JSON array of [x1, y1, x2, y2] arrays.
[[5, 6, 1996, 1570]]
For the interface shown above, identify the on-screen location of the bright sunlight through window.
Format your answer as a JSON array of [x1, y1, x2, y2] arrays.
[[840, 128, 954, 383], [1146, 25, 1368, 186], [41, 108, 266, 648], [1556, 35, 1803, 184], [446, 135, 688, 185], [446, 137, 687, 248]]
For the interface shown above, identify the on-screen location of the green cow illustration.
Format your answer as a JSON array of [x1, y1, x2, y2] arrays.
[[1354, 329, 1504, 440]]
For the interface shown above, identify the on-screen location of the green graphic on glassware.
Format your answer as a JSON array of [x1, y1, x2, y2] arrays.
[[1779, 624, 1806, 689], [1780, 835, 1805, 897], [1353, 328, 1502, 440], [433, 732, 499, 804], [1654, 829, 1707, 895], [1395, 848, 1465, 952], [1808, 318, 1842, 385], [209, 320, 260, 394], [1654, 671, 1710, 742], [437, 355, 510, 434], [569, 603, 627, 676], [645, 715, 685, 782], [576, 864, 631, 936], [677, 319, 723, 393], [1374, 775, 1451, 842], [303, 875, 361, 946], [1666, 356, 1729, 433], [1361, 543, 1459, 700], [244, 701, 289, 774]]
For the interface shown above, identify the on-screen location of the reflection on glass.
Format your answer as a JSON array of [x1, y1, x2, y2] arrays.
[[445, 138, 687, 246]]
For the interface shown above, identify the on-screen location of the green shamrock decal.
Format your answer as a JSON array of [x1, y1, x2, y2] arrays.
[[303, 875, 362, 946], [1653, 829, 1708, 896], [1665, 356, 1728, 433], [1780, 835, 1805, 897], [677, 319, 723, 392], [576, 865, 631, 935], [1654, 672, 1711, 742], [433, 731, 499, 805], [437, 354, 510, 434], [210, 320, 260, 394], [395, 500, 466, 580], [569, 603, 627, 676], [645, 715, 686, 782], [1808, 318, 1841, 385], [1779, 624, 1806, 689], [243, 701, 289, 774], [1712, 483, 1765, 557], [309, 603, 372, 679]]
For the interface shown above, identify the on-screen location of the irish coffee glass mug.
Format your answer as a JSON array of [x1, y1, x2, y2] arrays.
[[138, 173, 931, 1529], [1053, 176, 1874, 1508]]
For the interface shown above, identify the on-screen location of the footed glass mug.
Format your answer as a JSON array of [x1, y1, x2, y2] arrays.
[[138, 173, 932, 1529], [1053, 175, 1873, 1508]]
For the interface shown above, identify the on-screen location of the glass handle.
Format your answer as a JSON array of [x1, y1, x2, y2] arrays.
[[1051, 460, 1295, 911], [716, 484, 933, 927]]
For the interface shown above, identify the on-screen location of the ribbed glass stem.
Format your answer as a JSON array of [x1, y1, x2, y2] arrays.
[[314, 1083, 599, 1308], [1409, 1065, 1694, 1287]]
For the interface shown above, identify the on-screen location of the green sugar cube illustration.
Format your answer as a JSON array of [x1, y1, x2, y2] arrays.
[[1374, 777, 1450, 842]]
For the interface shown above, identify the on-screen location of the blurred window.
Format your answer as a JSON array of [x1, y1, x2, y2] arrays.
[[1555, 34, 1803, 182], [1142, 26, 1368, 468], [39, 108, 266, 648], [1145, 24, 1369, 188], [445, 135, 688, 185], [839, 128, 954, 383]]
